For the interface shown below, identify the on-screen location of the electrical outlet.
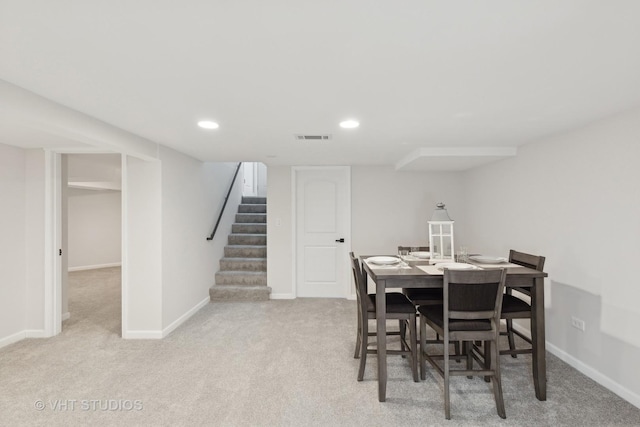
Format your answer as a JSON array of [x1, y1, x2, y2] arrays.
[[571, 316, 586, 332]]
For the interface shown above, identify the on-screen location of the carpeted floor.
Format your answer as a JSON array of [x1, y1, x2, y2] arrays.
[[1, 267, 639, 426]]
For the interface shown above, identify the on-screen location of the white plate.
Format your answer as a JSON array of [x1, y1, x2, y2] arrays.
[[437, 262, 476, 271], [410, 251, 431, 259], [469, 255, 508, 264], [368, 256, 400, 265]]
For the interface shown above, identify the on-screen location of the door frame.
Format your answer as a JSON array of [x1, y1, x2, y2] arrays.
[[44, 149, 125, 337], [291, 166, 352, 298]]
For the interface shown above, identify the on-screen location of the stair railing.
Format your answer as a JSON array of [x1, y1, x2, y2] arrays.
[[207, 162, 242, 241]]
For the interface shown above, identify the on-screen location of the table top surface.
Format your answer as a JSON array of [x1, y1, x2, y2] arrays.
[[361, 255, 548, 281]]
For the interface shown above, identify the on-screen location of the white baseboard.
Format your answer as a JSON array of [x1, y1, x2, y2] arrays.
[[122, 330, 163, 339], [25, 329, 48, 338], [546, 342, 640, 409], [162, 296, 210, 338], [0, 331, 26, 349], [62, 312, 71, 321], [511, 323, 639, 409], [270, 293, 295, 299], [68, 262, 122, 272]]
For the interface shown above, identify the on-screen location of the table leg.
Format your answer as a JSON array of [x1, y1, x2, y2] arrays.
[[376, 278, 387, 402], [531, 277, 547, 400]]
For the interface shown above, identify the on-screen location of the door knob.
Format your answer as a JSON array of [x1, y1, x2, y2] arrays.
[[335, 238, 345, 243]]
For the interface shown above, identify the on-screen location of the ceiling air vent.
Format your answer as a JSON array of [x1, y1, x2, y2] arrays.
[[294, 134, 332, 141]]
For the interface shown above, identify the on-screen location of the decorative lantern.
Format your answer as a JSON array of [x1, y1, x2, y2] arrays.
[[428, 202, 455, 263]]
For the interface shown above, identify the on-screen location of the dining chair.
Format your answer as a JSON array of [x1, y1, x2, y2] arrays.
[[500, 250, 546, 357], [350, 252, 419, 382], [419, 268, 508, 420], [397, 245, 462, 362], [397, 246, 444, 306]]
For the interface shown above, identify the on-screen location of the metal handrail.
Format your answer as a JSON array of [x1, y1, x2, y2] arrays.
[[207, 162, 242, 241]]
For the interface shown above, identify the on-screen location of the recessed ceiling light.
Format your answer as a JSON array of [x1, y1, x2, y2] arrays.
[[197, 120, 219, 129], [339, 119, 359, 129]]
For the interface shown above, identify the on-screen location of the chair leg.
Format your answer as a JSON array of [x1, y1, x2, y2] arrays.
[[419, 315, 427, 381], [400, 319, 407, 356], [357, 317, 368, 381], [454, 341, 461, 363], [491, 338, 506, 418], [484, 340, 491, 383], [465, 341, 473, 379], [354, 307, 362, 359], [444, 335, 451, 420], [506, 319, 517, 358], [409, 314, 419, 382]]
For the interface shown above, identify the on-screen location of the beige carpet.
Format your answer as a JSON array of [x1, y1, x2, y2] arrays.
[[1, 267, 639, 426]]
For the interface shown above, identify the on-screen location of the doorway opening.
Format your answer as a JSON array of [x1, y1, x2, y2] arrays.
[[62, 153, 122, 336], [242, 162, 267, 197]]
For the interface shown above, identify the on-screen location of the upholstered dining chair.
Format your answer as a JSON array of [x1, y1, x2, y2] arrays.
[[419, 268, 508, 420], [397, 246, 444, 307], [500, 250, 546, 357], [350, 252, 419, 382]]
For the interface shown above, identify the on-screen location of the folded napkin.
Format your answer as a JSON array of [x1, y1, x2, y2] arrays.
[[417, 264, 483, 275], [417, 265, 444, 275]]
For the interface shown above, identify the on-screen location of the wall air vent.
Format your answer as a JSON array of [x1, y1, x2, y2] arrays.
[[294, 134, 332, 141]]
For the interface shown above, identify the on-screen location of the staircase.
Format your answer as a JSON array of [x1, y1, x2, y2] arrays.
[[209, 196, 271, 301]]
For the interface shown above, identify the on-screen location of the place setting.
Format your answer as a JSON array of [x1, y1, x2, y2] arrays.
[[364, 256, 412, 269], [467, 254, 524, 268]]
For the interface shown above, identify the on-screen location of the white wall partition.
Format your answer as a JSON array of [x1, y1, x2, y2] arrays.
[[0, 144, 27, 347], [122, 156, 162, 337], [462, 108, 640, 407], [159, 146, 240, 333], [24, 149, 47, 335], [266, 166, 294, 299]]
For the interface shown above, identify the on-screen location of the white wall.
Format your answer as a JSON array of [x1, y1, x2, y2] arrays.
[[266, 166, 294, 299], [0, 143, 27, 347], [257, 162, 267, 197], [351, 166, 466, 255], [67, 190, 122, 270], [159, 146, 240, 332], [266, 165, 466, 298], [462, 108, 640, 407], [24, 149, 46, 334], [122, 156, 162, 337]]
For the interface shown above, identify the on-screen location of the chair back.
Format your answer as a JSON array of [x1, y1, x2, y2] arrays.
[[509, 250, 545, 271], [349, 252, 366, 305], [443, 269, 507, 323]]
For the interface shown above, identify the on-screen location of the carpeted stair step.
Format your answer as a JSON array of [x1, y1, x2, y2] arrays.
[[242, 196, 266, 205], [209, 285, 271, 302], [235, 213, 267, 223], [232, 223, 266, 234], [220, 257, 266, 272], [215, 271, 267, 286], [238, 204, 266, 214], [228, 234, 266, 245], [224, 245, 267, 258]]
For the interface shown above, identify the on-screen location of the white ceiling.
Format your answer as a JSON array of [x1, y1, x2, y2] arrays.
[[1, 1, 640, 170]]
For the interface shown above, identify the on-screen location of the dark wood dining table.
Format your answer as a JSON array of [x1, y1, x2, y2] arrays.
[[361, 255, 548, 403]]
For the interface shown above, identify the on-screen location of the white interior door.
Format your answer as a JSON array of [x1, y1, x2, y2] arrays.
[[295, 167, 350, 298]]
